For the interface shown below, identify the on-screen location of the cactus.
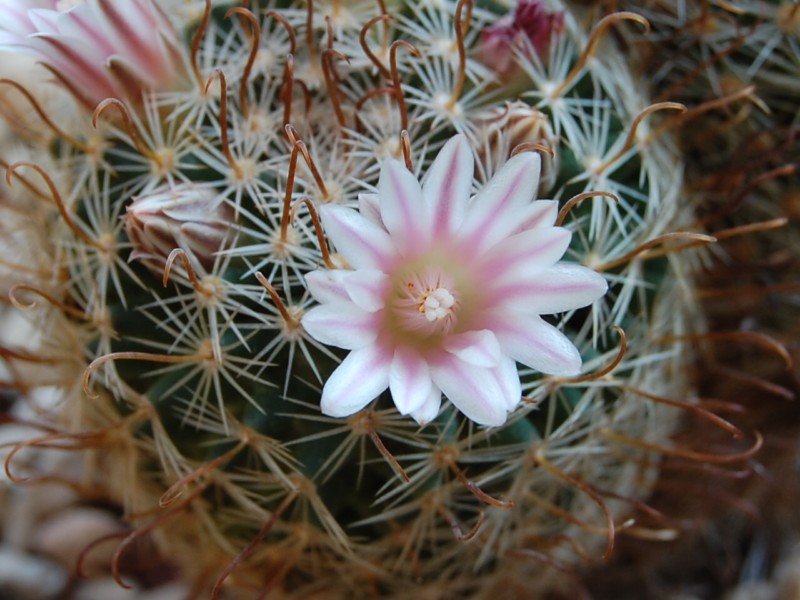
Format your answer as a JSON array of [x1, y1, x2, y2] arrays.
[[0, 0, 754, 597]]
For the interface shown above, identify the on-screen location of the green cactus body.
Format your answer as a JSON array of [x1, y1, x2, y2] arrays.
[[0, 1, 716, 597]]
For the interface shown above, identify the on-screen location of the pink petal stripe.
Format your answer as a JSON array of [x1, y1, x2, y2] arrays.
[[301, 303, 378, 350], [430, 354, 510, 426], [478, 226, 571, 278], [422, 134, 473, 236], [358, 193, 382, 226], [389, 346, 433, 415], [378, 158, 429, 255], [512, 200, 558, 234], [492, 312, 582, 376], [491, 263, 608, 315], [320, 204, 396, 270], [442, 329, 502, 368], [321, 344, 391, 417], [458, 152, 541, 251]]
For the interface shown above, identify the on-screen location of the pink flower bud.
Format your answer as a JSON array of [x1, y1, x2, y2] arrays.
[[124, 185, 234, 276], [476, 101, 559, 196], [478, 0, 564, 79]]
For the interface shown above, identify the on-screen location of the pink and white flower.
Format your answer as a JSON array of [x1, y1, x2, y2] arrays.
[[301, 135, 607, 427], [0, 0, 188, 109]]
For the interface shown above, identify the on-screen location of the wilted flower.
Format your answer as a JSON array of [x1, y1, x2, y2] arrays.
[[479, 0, 564, 78], [0, 0, 188, 109], [302, 135, 607, 427], [125, 184, 234, 274]]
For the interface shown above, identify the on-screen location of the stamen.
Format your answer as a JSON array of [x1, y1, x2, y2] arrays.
[[389, 40, 421, 132], [602, 428, 763, 464], [448, 0, 473, 111], [92, 98, 155, 160], [662, 331, 792, 370], [284, 124, 329, 199], [9, 284, 88, 320], [211, 490, 298, 600], [5, 162, 103, 250], [264, 11, 297, 55], [162, 248, 202, 289], [695, 165, 796, 227], [622, 385, 744, 439], [556, 191, 619, 226], [289, 197, 335, 269], [401, 130, 413, 171], [0, 79, 88, 151], [112, 490, 201, 589], [190, 0, 212, 86], [595, 102, 687, 175], [205, 70, 242, 179], [555, 326, 626, 383], [510, 142, 555, 158], [322, 48, 351, 130], [437, 505, 484, 542], [83, 351, 203, 399], [255, 272, 298, 328], [160, 437, 250, 507], [225, 7, 261, 118], [360, 15, 393, 80], [551, 13, 650, 99], [595, 231, 717, 272], [534, 447, 615, 560]]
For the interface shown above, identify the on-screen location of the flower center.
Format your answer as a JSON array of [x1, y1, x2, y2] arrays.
[[388, 265, 462, 342], [419, 287, 455, 322]]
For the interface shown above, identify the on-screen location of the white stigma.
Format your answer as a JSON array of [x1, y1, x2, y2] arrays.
[[419, 287, 455, 322]]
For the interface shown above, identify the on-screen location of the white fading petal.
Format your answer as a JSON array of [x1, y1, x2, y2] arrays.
[[340, 269, 389, 312], [493, 355, 522, 411], [301, 303, 378, 350], [321, 344, 391, 417], [304, 269, 350, 304], [458, 151, 541, 251], [378, 158, 429, 255], [410, 386, 442, 425], [320, 204, 396, 270], [479, 226, 572, 277], [442, 330, 501, 368], [389, 346, 433, 415], [358, 193, 382, 226], [430, 355, 508, 427], [493, 312, 582, 376], [493, 263, 608, 314], [422, 134, 473, 236]]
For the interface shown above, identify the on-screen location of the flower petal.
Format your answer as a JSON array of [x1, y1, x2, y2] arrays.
[[442, 329, 502, 368], [492, 355, 522, 411], [422, 134, 473, 236], [430, 355, 509, 426], [389, 346, 433, 415], [492, 312, 582, 375], [320, 204, 396, 270], [301, 303, 378, 350], [513, 200, 558, 234], [492, 263, 608, 315], [378, 158, 430, 255], [305, 269, 350, 304], [479, 226, 571, 279], [410, 386, 442, 425], [320, 344, 391, 417], [458, 151, 541, 251], [340, 269, 389, 312]]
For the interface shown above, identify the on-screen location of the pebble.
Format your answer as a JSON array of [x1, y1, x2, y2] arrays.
[[0, 545, 68, 600]]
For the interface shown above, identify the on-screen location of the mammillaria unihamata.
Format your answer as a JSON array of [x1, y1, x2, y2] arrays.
[[0, 0, 764, 597]]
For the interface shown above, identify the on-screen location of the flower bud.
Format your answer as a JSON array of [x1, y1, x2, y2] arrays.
[[124, 185, 234, 276], [475, 101, 559, 196]]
